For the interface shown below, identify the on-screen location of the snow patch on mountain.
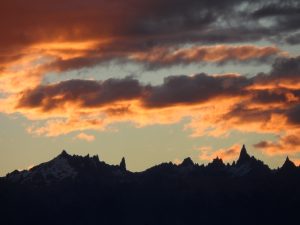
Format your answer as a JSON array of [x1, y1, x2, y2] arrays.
[[7, 155, 77, 184]]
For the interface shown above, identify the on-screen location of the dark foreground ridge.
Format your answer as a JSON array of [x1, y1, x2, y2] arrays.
[[1, 145, 300, 225]]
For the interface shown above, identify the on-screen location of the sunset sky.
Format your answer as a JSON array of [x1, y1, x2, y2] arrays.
[[1, 0, 300, 175]]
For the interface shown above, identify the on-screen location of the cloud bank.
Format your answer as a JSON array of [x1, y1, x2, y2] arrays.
[[0, 0, 300, 158], [0, 56, 295, 156]]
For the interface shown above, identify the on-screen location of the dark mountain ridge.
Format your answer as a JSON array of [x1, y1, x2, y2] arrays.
[[4, 144, 297, 184], [1, 145, 300, 225]]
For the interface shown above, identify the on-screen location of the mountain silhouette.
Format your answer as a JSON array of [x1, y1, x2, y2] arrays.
[[180, 157, 194, 167], [120, 157, 126, 171], [237, 144, 250, 164], [1, 145, 300, 225], [279, 156, 298, 175]]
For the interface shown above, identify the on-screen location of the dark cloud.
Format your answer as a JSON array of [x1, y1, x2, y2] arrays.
[[223, 56, 300, 127], [283, 135, 300, 146], [251, 2, 300, 32], [253, 141, 272, 149], [47, 56, 117, 72], [270, 56, 300, 77], [15, 56, 300, 131], [251, 89, 300, 104], [1, 0, 300, 69], [254, 134, 300, 154], [252, 56, 300, 85], [252, 3, 300, 18], [285, 33, 300, 45], [17, 73, 251, 110], [251, 90, 287, 104], [143, 73, 250, 108], [18, 78, 144, 111], [224, 103, 280, 124], [286, 105, 300, 125]]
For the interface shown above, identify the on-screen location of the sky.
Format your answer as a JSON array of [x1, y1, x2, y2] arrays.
[[1, 0, 300, 176]]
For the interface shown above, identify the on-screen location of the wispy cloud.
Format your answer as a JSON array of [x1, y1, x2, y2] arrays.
[[75, 133, 95, 142]]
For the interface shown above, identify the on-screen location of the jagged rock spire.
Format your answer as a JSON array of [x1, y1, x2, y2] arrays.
[[281, 156, 296, 170], [237, 144, 251, 165], [120, 157, 126, 171]]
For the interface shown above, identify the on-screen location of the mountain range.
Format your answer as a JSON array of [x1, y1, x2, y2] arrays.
[[1, 145, 300, 225]]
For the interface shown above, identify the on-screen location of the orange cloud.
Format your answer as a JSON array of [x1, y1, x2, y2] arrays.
[[199, 144, 241, 162], [27, 116, 106, 137], [130, 45, 283, 67], [292, 159, 300, 166], [4, 56, 300, 141], [254, 131, 300, 155], [24, 102, 196, 136], [75, 132, 95, 142]]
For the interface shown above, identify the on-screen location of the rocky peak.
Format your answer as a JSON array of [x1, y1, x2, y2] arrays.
[[237, 144, 251, 165], [181, 157, 194, 167], [281, 156, 296, 170], [120, 157, 126, 171], [207, 156, 225, 169], [58, 149, 70, 158], [212, 157, 224, 165]]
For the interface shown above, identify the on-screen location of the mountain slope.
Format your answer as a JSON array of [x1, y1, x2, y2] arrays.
[[1, 145, 300, 225], [6, 150, 129, 185]]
